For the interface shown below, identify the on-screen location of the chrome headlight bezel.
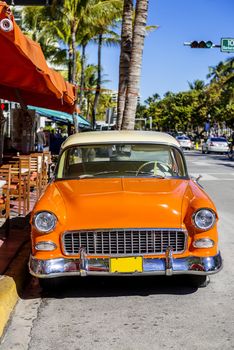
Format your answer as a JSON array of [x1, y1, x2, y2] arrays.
[[33, 211, 57, 233], [192, 208, 216, 230]]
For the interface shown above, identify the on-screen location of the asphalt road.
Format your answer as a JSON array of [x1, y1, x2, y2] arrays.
[[1, 151, 234, 350]]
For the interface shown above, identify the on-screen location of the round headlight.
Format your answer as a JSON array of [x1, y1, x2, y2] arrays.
[[193, 209, 216, 230], [34, 211, 57, 233]]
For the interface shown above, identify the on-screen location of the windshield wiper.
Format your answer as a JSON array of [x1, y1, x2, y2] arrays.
[[94, 171, 119, 176], [77, 171, 119, 179], [136, 171, 165, 178], [77, 174, 94, 179]]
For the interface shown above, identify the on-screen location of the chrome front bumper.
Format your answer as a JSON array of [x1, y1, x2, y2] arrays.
[[29, 250, 223, 278]]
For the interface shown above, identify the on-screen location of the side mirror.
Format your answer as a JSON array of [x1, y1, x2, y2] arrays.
[[196, 174, 202, 182], [191, 174, 203, 188]]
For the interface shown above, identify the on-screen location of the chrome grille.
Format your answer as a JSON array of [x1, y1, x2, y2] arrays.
[[62, 229, 186, 256]]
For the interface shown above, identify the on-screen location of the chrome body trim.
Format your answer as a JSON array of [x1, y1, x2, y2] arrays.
[[29, 252, 223, 278], [165, 246, 173, 276]]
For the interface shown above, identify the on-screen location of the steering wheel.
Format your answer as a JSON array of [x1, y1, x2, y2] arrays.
[[136, 161, 172, 177]]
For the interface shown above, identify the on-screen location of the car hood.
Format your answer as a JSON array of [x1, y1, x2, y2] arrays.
[[46, 178, 190, 230]]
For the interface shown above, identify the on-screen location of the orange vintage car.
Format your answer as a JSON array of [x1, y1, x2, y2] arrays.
[[29, 131, 222, 288]]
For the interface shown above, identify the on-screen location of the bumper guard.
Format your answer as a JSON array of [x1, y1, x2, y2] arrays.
[[29, 248, 223, 278]]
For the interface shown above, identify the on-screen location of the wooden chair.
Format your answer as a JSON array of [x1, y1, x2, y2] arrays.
[[41, 151, 52, 190], [29, 153, 43, 199], [19, 156, 31, 213], [0, 164, 11, 235], [2, 160, 28, 216]]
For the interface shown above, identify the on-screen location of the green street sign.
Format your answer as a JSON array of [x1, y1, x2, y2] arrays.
[[221, 38, 234, 53]]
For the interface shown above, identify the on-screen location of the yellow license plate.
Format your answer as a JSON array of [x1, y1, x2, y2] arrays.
[[110, 257, 143, 273]]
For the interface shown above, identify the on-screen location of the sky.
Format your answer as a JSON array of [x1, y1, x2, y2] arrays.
[[86, 0, 234, 103]]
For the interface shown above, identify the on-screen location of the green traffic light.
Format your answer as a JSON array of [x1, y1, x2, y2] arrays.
[[206, 41, 213, 48]]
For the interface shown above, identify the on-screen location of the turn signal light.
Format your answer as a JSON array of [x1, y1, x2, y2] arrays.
[[193, 238, 214, 248], [35, 241, 57, 251]]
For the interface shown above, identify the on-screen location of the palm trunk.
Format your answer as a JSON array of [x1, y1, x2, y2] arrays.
[[92, 33, 102, 129], [122, 0, 149, 130], [117, 0, 133, 130], [79, 44, 86, 109], [71, 22, 77, 84], [68, 45, 72, 83], [87, 97, 90, 121]]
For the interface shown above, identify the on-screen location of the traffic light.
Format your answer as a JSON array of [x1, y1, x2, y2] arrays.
[[190, 41, 213, 48], [0, 103, 9, 112]]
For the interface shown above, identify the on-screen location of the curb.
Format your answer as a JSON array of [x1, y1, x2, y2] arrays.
[[0, 241, 30, 338]]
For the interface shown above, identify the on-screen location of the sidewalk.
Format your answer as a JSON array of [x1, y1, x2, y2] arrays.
[[0, 212, 32, 337]]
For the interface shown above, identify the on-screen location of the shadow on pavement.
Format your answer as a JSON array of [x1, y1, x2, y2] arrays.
[[22, 274, 200, 300], [0, 215, 31, 299]]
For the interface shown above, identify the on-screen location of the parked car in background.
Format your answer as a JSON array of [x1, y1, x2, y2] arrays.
[[202, 137, 229, 154], [29, 131, 222, 289], [176, 135, 194, 150]]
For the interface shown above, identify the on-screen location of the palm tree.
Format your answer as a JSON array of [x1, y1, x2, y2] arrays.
[[87, 0, 122, 128], [76, 25, 97, 108], [43, 0, 90, 84], [144, 93, 160, 105], [92, 28, 120, 128], [121, 0, 149, 130], [207, 61, 228, 83], [22, 6, 67, 66], [83, 64, 98, 120], [116, 0, 133, 129], [38, 0, 121, 130], [188, 80, 205, 91], [21, 0, 122, 130], [207, 58, 234, 104]]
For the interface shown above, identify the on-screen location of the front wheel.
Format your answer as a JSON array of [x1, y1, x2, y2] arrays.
[[189, 275, 210, 288], [39, 277, 62, 291]]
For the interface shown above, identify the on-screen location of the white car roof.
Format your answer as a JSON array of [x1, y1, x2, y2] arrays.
[[61, 131, 180, 149]]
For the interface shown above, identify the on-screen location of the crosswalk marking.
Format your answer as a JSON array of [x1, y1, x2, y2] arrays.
[[191, 161, 213, 166]]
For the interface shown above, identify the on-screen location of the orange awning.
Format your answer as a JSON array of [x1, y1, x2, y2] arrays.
[[0, 2, 76, 113]]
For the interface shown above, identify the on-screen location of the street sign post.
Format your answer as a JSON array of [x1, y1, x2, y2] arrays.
[[221, 38, 234, 53]]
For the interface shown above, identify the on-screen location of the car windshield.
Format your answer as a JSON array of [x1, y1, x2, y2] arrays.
[[210, 137, 227, 142], [56, 143, 187, 179]]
